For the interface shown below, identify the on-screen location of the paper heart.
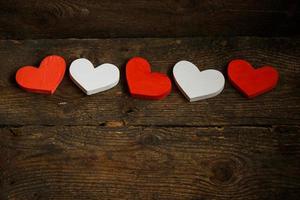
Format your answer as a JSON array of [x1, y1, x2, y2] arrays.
[[126, 57, 172, 100], [15, 55, 66, 94], [173, 61, 225, 102], [69, 58, 120, 95], [228, 59, 279, 98]]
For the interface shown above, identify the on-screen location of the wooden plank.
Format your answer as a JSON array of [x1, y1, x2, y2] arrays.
[[0, 125, 299, 199], [0, 37, 299, 126], [0, 0, 299, 39]]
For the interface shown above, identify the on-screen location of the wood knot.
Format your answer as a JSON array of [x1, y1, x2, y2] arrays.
[[99, 121, 124, 127], [9, 128, 18, 136], [138, 134, 161, 146], [210, 161, 234, 184]]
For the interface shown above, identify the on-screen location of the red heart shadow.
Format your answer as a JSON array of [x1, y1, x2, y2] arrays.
[[228, 59, 279, 98], [126, 57, 172, 100], [16, 55, 66, 94]]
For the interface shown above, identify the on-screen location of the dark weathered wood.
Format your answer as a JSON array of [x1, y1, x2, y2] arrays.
[[0, 37, 299, 126], [1, 2, 299, 198], [0, 125, 299, 199], [0, 0, 299, 39]]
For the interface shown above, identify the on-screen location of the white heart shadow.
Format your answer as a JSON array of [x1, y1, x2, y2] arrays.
[[173, 60, 225, 102], [70, 58, 120, 95]]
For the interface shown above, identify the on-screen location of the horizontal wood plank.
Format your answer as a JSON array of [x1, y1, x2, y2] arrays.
[[0, 0, 299, 39], [0, 125, 299, 199], [0, 37, 299, 126]]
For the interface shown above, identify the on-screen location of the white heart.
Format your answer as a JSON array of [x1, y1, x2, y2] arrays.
[[69, 58, 120, 95], [173, 60, 225, 102]]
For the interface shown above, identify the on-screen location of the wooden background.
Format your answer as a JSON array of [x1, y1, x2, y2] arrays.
[[0, 0, 299, 39], [0, 1, 300, 200]]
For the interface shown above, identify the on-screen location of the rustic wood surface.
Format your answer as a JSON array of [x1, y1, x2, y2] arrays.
[[0, 0, 299, 39], [0, 37, 300, 199], [1, 126, 299, 199]]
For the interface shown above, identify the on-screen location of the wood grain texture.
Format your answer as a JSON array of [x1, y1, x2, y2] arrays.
[[0, 125, 299, 199], [0, 37, 299, 199], [0, 0, 299, 39], [0, 37, 299, 126]]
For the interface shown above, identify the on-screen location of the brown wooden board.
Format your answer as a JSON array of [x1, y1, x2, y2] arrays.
[[0, 37, 299, 199], [0, 125, 299, 199], [0, 37, 299, 126], [0, 0, 299, 39]]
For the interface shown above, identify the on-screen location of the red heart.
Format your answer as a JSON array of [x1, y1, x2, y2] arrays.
[[16, 55, 66, 94], [228, 59, 279, 98], [126, 57, 172, 100]]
